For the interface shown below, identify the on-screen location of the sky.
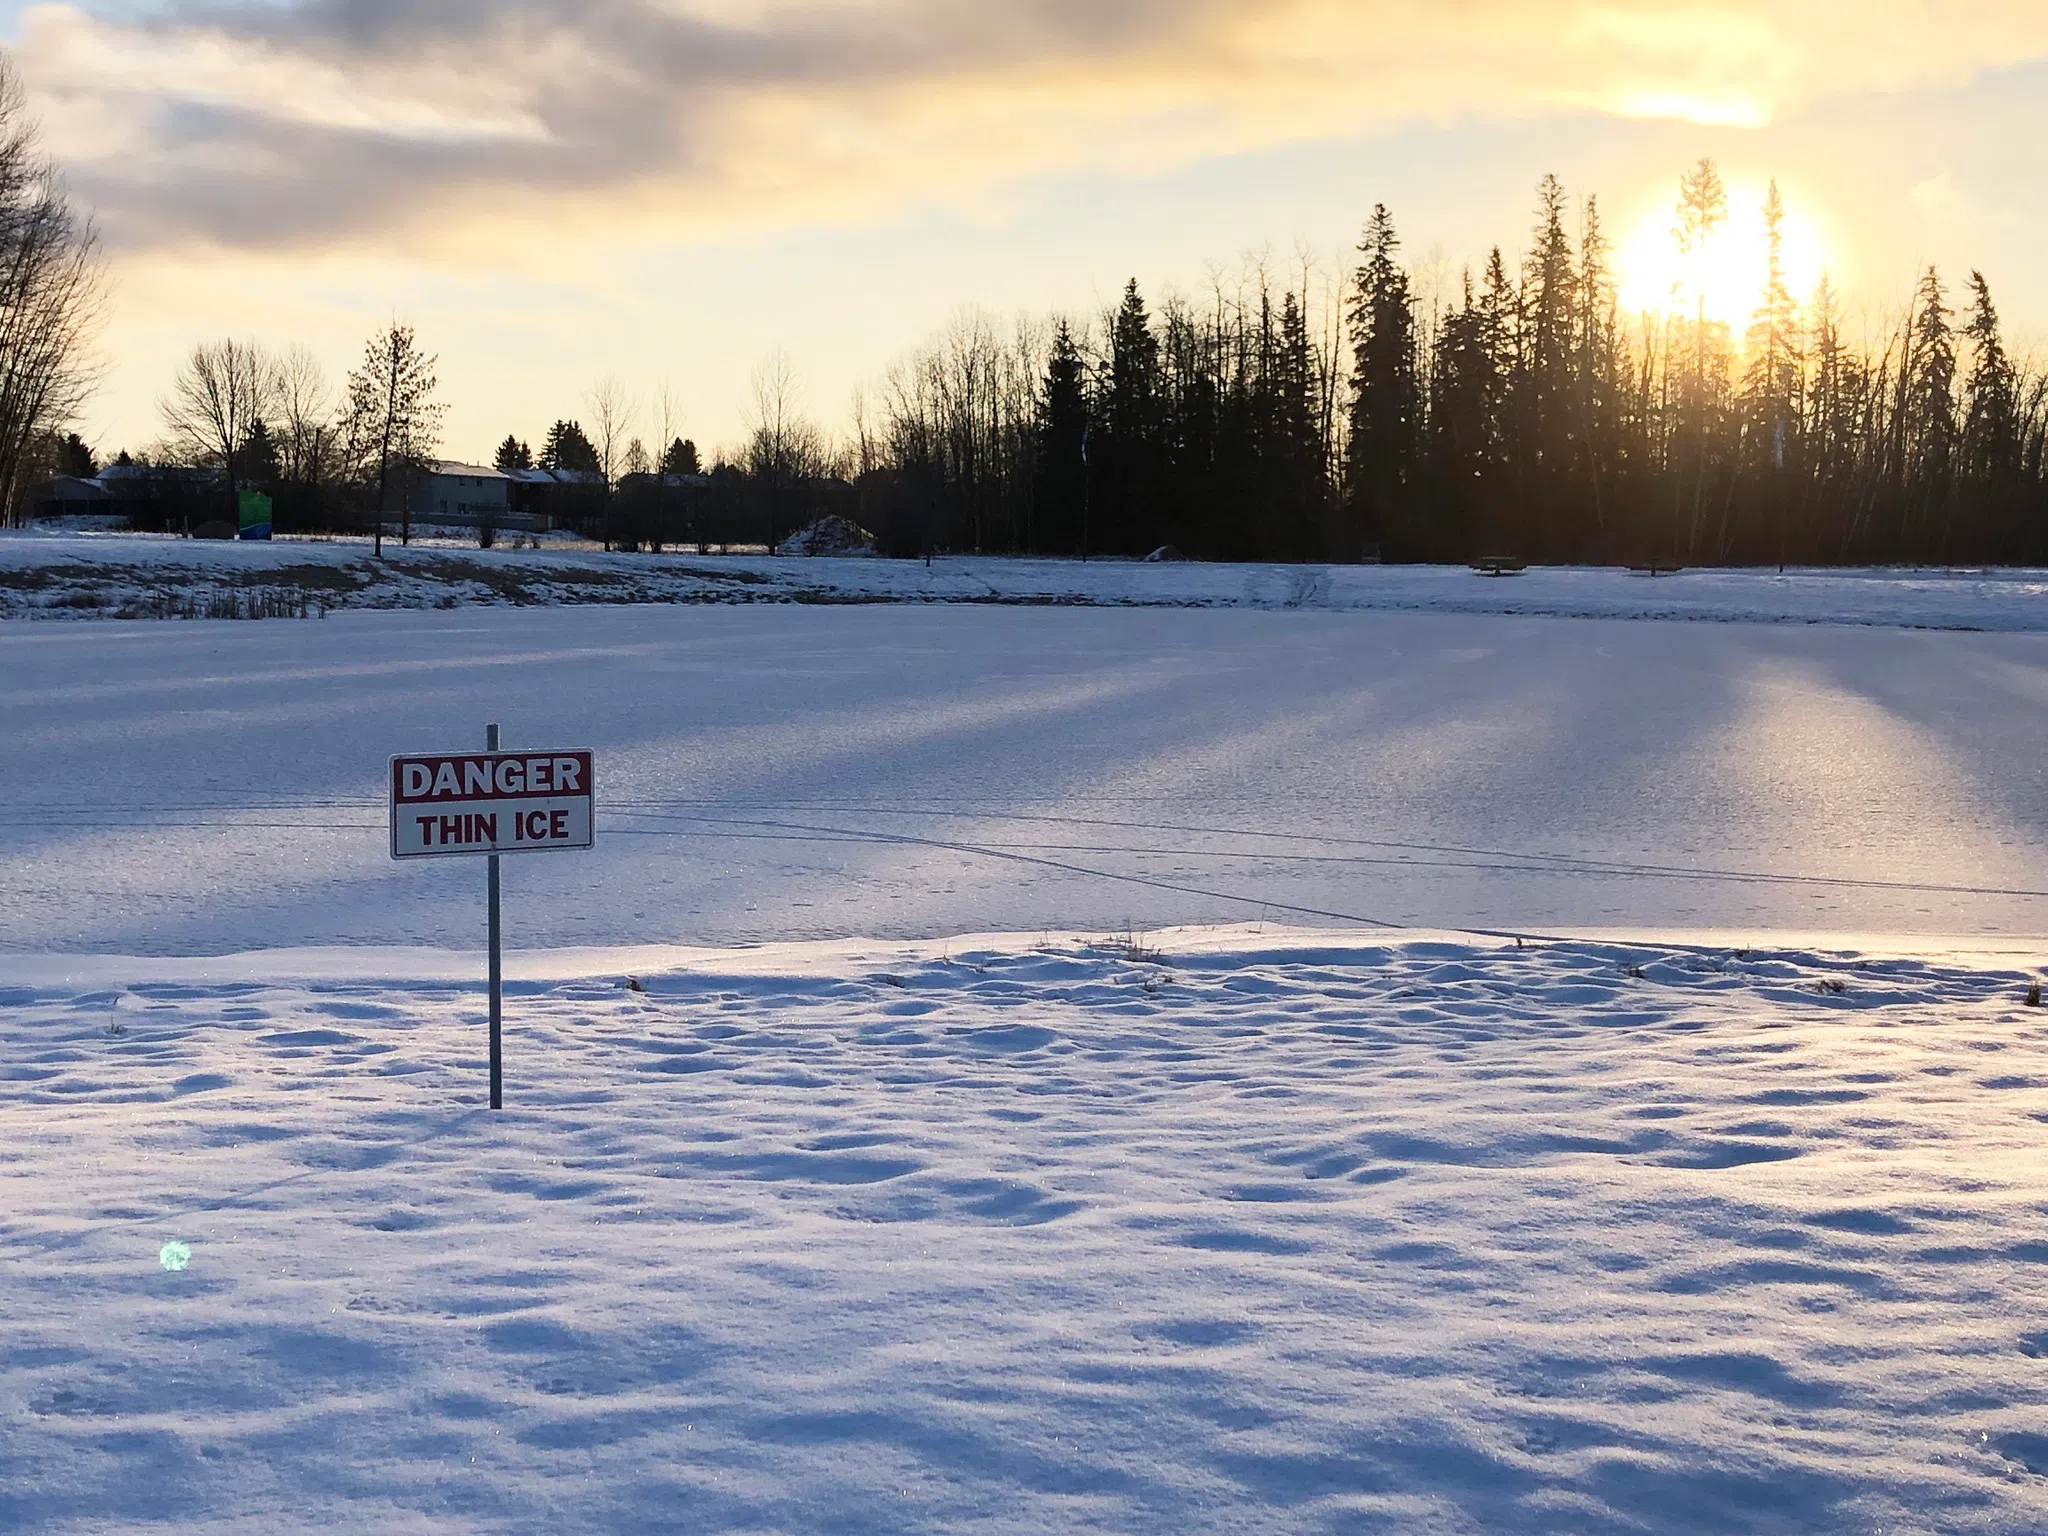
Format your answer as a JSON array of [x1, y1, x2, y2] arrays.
[[13, 0, 2048, 466]]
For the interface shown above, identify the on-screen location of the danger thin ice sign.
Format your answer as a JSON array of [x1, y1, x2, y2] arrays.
[[389, 749, 596, 859]]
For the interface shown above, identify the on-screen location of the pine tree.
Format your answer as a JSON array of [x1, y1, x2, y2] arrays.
[[1742, 182, 1801, 460], [1101, 280, 1162, 553], [343, 322, 444, 555], [1903, 266, 1957, 556], [1273, 290, 1329, 556], [1033, 319, 1091, 554], [494, 435, 532, 471], [1673, 159, 1728, 556], [1500, 176, 1579, 557], [56, 431, 95, 479], [240, 418, 281, 489], [1736, 181, 1802, 560], [1347, 204, 1421, 556], [661, 437, 701, 476], [1959, 271, 2019, 557], [1428, 273, 1503, 559], [1573, 195, 1621, 549], [540, 420, 601, 475]]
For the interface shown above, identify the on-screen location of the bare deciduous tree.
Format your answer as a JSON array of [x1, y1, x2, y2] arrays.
[[588, 377, 634, 487], [275, 344, 342, 488], [651, 379, 680, 551], [746, 350, 835, 549], [0, 60, 103, 527], [878, 309, 1042, 553], [160, 338, 279, 495]]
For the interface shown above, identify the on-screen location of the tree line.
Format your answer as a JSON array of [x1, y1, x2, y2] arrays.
[[91, 325, 446, 554], [33, 146, 2048, 566], [861, 164, 2046, 565]]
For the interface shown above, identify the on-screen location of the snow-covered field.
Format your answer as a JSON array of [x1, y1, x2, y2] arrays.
[[9, 931, 2048, 1533], [7, 588, 2048, 1531]]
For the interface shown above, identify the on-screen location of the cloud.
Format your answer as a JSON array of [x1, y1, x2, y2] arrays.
[[16, 0, 2048, 253]]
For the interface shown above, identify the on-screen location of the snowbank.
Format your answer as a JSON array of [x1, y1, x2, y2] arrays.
[[8, 527, 2048, 629]]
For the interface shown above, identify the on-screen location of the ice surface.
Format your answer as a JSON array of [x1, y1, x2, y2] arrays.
[[5, 931, 2048, 1532], [3, 602, 2046, 953]]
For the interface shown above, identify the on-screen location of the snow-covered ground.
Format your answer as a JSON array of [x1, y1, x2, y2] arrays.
[[7, 591, 2048, 1531], [8, 930, 2048, 1532], [7, 527, 2048, 630]]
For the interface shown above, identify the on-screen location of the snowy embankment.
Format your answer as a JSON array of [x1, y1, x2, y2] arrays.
[[7, 928, 2048, 1533], [6, 528, 2048, 629]]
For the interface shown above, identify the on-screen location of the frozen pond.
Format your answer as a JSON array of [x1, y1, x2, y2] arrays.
[[4, 601, 2045, 956]]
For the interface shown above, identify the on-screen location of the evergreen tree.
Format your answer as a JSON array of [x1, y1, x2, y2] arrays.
[[1032, 319, 1091, 554], [1427, 273, 1502, 559], [494, 435, 532, 471], [1273, 290, 1329, 556], [1347, 204, 1421, 556], [1515, 175, 1578, 555], [1100, 280, 1162, 553], [1804, 276, 1851, 521], [1737, 182, 1802, 562], [1902, 266, 1957, 556], [1741, 181, 1801, 440], [1673, 159, 1728, 557], [1457, 248, 1520, 553], [342, 322, 444, 554], [1572, 194, 1622, 551], [661, 437, 701, 476], [1959, 271, 2019, 557], [240, 418, 281, 489], [56, 431, 95, 479], [540, 420, 601, 475]]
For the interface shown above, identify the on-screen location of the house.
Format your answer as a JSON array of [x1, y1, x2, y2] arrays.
[[92, 463, 228, 533], [34, 474, 113, 520], [420, 461, 518, 529], [503, 466, 608, 534]]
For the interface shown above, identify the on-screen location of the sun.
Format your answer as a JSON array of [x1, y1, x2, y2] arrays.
[[1616, 178, 1827, 334]]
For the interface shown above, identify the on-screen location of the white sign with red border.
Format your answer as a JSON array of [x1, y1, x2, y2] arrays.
[[389, 749, 595, 859]]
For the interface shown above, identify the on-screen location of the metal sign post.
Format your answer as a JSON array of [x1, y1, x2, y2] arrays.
[[486, 722, 502, 1109], [389, 732, 596, 1108]]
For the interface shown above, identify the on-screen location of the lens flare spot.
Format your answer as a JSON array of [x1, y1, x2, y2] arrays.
[[159, 1240, 192, 1272]]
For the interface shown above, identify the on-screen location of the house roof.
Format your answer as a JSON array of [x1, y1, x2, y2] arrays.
[[503, 467, 606, 486], [616, 471, 712, 489], [38, 474, 110, 500], [426, 460, 510, 480], [93, 463, 224, 486]]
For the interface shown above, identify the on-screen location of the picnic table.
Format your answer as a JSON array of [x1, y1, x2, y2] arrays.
[[1470, 555, 1527, 577]]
